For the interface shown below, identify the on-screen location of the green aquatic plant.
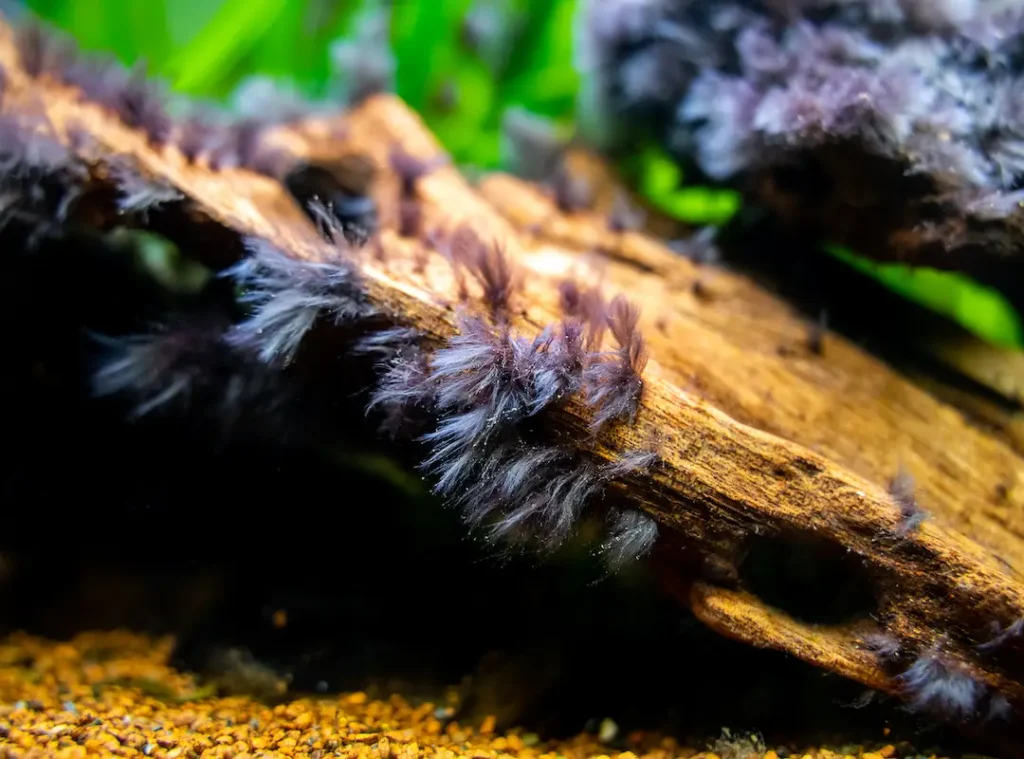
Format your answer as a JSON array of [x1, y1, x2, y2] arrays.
[[625, 143, 741, 228], [826, 244, 1024, 350]]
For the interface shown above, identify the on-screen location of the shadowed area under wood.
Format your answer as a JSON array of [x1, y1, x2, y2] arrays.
[[0, 12, 1023, 752]]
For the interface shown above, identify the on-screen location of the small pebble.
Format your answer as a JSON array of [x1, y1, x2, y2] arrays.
[[599, 717, 619, 743]]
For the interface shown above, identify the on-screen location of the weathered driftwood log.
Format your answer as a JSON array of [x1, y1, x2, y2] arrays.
[[574, 0, 1024, 310], [2, 13, 1024, 750]]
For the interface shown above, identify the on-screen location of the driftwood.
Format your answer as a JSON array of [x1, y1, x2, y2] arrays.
[[753, 153, 1024, 311], [574, 0, 1024, 311], [2, 14, 1024, 751]]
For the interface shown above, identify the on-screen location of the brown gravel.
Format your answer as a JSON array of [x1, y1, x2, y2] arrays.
[[0, 632, 945, 759]]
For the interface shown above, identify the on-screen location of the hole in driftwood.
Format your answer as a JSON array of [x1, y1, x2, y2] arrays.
[[284, 158, 378, 244], [139, 203, 249, 272], [739, 533, 878, 626]]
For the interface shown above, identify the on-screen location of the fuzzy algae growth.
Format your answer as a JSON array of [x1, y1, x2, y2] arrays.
[[0, 632, 938, 759]]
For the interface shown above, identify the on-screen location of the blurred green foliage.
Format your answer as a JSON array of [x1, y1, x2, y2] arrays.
[[22, 0, 1023, 350], [623, 144, 741, 227], [825, 245, 1024, 350], [27, 0, 581, 169]]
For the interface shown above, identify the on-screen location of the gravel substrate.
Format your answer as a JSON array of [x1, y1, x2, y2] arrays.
[[0, 631, 941, 759]]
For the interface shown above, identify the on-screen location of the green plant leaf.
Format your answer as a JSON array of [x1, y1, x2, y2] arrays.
[[161, 0, 291, 94], [165, 0, 225, 49], [825, 244, 1024, 350], [496, 0, 578, 118], [629, 143, 741, 226], [28, 0, 173, 74]]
